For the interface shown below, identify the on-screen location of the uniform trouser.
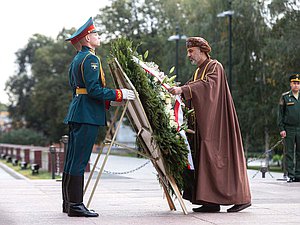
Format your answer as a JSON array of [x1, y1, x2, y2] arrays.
[[62, 122, 99, 205], [284, 126, 300, 178], [64, 122, 99, 176]]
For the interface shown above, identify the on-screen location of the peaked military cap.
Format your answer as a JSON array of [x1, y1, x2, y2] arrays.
[[65, 17, 97, 45], [289, 74, 300, 82]]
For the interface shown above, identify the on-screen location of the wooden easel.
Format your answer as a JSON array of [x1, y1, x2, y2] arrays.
[[84, 58, 188, 215]]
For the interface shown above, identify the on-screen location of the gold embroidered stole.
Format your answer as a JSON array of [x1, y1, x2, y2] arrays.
[[193, 60, 213, 81]]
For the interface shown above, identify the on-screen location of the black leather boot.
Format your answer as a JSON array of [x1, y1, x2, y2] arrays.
[[67, 175, 98, 217], [62, 172, 69, 213]]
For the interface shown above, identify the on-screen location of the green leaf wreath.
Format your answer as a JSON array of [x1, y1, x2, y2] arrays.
[[110, 38, 190, 192]]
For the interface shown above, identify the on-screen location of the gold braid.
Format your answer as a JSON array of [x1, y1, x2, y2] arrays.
[[96, 56, 106, 87]]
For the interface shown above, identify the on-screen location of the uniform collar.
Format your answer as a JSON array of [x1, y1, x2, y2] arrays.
[[81, 46, 96, 54], [289, 90, 299, 99]]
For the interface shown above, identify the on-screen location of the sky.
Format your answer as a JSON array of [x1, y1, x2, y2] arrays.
[[0, 0, 110, 105]]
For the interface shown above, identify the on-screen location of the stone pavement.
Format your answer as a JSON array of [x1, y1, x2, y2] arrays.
[[0, 155, 299, 225]]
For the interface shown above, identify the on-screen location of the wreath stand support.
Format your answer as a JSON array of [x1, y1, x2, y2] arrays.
[[83, 58, 188, 215]]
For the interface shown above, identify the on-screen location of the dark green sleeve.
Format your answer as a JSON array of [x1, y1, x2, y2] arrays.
[[277, 95, 285, 132]]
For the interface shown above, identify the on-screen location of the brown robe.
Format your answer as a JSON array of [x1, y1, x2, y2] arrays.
[[181, 58, 251, 205]]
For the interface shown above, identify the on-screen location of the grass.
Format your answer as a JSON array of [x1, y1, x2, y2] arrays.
[[247, 165, 284, 173], [0, 150, 141, 180], [0, 159, 61, 180]]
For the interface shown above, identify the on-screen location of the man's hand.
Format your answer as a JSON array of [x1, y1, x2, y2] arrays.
[[121, 89, 136, 100], [168, 87, 182, 95], [280, 130, 286, 138]]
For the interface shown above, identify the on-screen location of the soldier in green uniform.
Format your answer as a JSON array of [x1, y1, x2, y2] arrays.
[[63, 17, 135, 217], [278, 74, 300, 183]]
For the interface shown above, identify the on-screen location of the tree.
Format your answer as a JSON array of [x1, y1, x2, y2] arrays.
[[229, 0, 271, 152], [5, 34, 52, 128], [95, 0, 142, 40], [0, 128, 47, 146], [0, 103, 7, 111], [5, 31, 75, 142], [262, 0, 300, 149], [4, 0, 299, 152], [5, 73, 35, 128]]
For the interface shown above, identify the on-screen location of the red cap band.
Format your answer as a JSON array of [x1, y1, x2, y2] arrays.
[[70, 24, 96, 44]]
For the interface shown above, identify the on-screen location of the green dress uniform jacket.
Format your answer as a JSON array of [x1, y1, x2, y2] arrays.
[[63, 45, 122, 176], [278, 91, 300, 131], [64, 46, 119, 126]]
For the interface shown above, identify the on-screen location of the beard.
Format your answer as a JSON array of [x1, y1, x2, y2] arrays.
[[190, 58, 197, 65]]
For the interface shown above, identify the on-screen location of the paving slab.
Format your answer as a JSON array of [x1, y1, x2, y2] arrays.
[[0, 155, 299, 225]]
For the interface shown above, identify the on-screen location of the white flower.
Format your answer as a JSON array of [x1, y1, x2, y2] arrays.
[[143, 59, 188, 132], [169, 120, 178, 128], [145, 62, 159, 71], [165, 104, 172, 111], [169, 109, 175, 117], [165, 97, 171, 104], [159, 92, 166, 100], [170, 116, 176, 121], [158, 72, 165, 80]]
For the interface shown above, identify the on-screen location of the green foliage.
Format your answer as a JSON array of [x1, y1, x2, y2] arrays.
[[4, 0, 299, 156], [0, 128, 48, 146], [143, 50, 149, 60], [110, 38, 189, 191], [228, 0, 272, 151], [5, 73, 35, 128], [247, 165, 283, 173], [0, 159, 60, 179], [272, 154, 283, 166], [5, 32, 76, 142], [0, 103, 7, 111]]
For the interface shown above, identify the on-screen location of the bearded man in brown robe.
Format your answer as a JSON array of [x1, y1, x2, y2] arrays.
[[169, 36, 251, 213]]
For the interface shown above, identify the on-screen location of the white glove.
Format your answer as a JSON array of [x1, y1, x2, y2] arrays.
[[121, 89, 136, 100], [110, 100, 125, 106]]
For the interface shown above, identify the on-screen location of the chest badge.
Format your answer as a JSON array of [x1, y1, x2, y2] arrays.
[[91, 63, 98, 71]]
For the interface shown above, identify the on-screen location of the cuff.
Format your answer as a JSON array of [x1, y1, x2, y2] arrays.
[[181, 85, 192, 100], [105, 101, 110, 110], [115, 89, 123, 102]]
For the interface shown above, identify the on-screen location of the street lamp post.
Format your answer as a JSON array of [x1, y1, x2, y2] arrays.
[[217, 10, 234, 90], [176, 26, 179, 76], [49, 145, 56, 179], [61, 135, 69, 175], [168, 26, 187, 77], [61, 135, 69, 156]]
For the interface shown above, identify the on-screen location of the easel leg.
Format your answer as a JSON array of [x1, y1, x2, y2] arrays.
[[86, 102, 129, 208], [162, 182, 176, 210], [167, 176, 188, 215], [152, 162, 176, 211]]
